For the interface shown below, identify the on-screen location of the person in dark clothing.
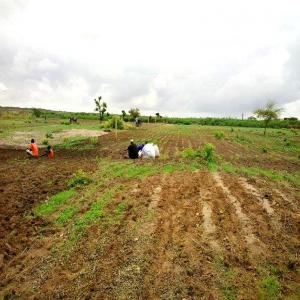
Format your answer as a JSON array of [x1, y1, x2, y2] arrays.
[[127, 140, 139, 159]]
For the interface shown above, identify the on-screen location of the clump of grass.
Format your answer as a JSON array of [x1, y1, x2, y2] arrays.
[[68, 169, 92, 188], [34, 189, 76, 217], [181, 148, 202, 159], [56, 207, 77, 225], [261, 147, 268, 153], [258, 276, 280, 300], [104, 115, 124, 130], [42, 139, 49, 145], [45, 132, 53, 139], [215, 131, 225, 140], [202, 143, 215, 164]]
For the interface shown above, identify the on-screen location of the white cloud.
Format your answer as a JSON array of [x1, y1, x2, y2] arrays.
[[1, 0, 300, 117]]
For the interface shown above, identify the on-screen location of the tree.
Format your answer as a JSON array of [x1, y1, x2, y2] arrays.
[[121, 110, 126, 120], [155, 112, 160, 118], [32, 108, 42, 118], [254, 101, 282, 135], [128, 108, 140, 119], [94, 96, 107, 121]]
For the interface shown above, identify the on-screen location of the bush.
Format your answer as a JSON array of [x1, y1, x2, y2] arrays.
[[181, 148, 202, 159], [215, 131, 225, 139], [68, 170, 92, 188], [32, 108, 42, 118], [104, 116, 124, 129], [261, 147, 268, 153], [42, 139, 49, 145], [202, 143, 215, 163]]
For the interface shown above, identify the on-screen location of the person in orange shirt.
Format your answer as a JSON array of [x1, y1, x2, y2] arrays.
[[26, 139, 39, 158], [41, 145, 54, 159]]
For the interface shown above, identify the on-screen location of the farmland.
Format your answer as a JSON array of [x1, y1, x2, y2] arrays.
[[0, 116, 299, 299]]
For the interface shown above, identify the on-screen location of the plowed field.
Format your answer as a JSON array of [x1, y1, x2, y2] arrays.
[[0, 124, 299, 299]]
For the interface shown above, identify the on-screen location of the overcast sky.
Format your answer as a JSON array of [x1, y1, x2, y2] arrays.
[[1, 0, 300, 118]]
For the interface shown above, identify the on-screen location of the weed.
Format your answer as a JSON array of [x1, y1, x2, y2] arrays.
[[258, 276, 280, 300], [261, 147, 268, 153], [203, 143, 215, 164], [45, 132, 53, 139], [215, 131, 225, 139], [68, 169, 92, 188], [181, 148, 202, 159], [42, 139, 49, 145], [56, 207, 77, 225], [34, 190, 76, 217]]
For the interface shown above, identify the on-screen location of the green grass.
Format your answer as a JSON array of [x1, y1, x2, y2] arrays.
[[70, 186, 121, 241], [68, 169, 92, 188], [214, 258, 238, 300], [221, 163, 300, 188], [56, 207, 77, 225], [34, 189, 76, 217], [258, 276, 281, 300]]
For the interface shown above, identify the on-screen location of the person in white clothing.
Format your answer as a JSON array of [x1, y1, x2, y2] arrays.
[[140, 142, 160, 159]]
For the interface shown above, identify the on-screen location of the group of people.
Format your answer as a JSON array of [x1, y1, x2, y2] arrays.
[[26, 139, 54, 159], [127, 140, 159, 159]]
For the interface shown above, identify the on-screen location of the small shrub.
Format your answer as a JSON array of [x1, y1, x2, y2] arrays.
[[202, 143, 215, 163], [68, 169, 92, 188], [42, 139, 49, 145], [181, 148, 202, 159], [215, 131, 225, 139], [230, 127, 234, 132], [104, 116, 124, 130], [45, 132, 53, 139], [60, 121, 70, 125]]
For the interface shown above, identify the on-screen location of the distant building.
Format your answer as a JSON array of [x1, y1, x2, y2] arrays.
[[248, 116, 257, 120]]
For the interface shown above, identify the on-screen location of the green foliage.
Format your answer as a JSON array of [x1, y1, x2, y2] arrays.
[[32, 108, 42, 118], [42, 139, 49, 145], [34, 190, 76, 217], [254, 101, 283, 135], [68, 169, 92, 188], [128, 108, 140, 119], [261, 147, 268, 153], [203, 143, 215, 163], [104, 115, 124, 129], [94, 96, 107, 121], [215, 131, 225, 139], [56, 207, 77, 225], [181, 148, 202, 159], [71, 187, 120, 240], [258, 277, 280, 300]]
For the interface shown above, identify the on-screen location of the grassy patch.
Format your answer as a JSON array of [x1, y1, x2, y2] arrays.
[[68, 169, 92, 188], [34, 190, 76, 217], [70, 186, 121, 241], [56, 206, 77, 225], [215, 131, 225, 140], [181, 148, 202, 159], [221, 163, 300, 188], [214, 258, 238, 300], [258, 276, 280, 300]]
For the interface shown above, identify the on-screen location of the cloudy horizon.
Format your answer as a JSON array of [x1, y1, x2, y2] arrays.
[[1, 0, 300, 118]]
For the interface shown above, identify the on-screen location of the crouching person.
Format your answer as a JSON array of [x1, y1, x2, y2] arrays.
[[41, 145, 54, 159], [127, 139, 139, 159], [140, 142, 160, 159], [26, 139, 39, 158]]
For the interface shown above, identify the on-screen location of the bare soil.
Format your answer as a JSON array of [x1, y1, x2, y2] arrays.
[[0, 126, 299, 299]]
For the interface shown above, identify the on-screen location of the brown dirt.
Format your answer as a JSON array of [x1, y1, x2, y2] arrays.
[[0, 127, 299, 299]]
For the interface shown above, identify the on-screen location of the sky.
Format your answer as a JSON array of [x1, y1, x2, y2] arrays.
[[1, 0, 300, 118]]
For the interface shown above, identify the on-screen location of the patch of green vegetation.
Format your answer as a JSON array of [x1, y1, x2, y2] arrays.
[[68, 169, 92, 188], [34, 189, 76, 217], [42, 139, 49, 145], [57, 137, 89, 149], [221, 163, 300, 188], [70, 186, 121, 241], [110, 201, 128, 225], [45, 132, 53, 138], [214, 258, 238, 300], [56, 206, 77, 225], [215, 131, 225, 139], [258, 277, 281, 300], [181, 148, 202, 159]]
